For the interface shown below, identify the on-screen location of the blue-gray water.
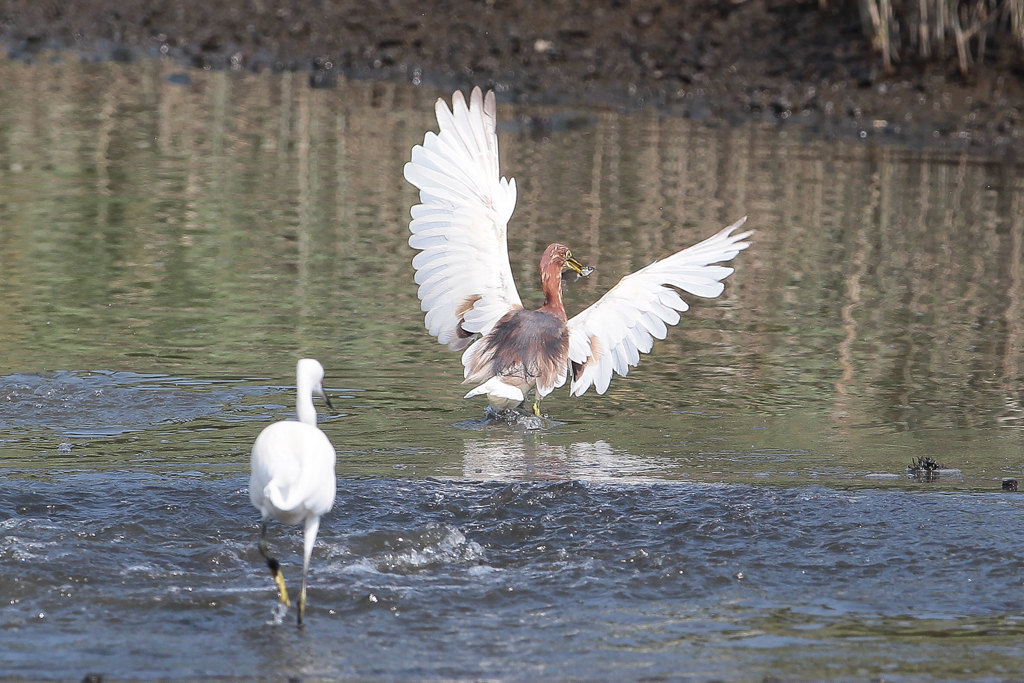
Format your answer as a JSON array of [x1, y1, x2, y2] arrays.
[[5, 475, 1024, 681], [1, 58, 1023, 682]]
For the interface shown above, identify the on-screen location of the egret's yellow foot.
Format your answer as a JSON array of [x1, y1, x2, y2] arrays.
[[267, 557, 291, 606], [532, 401, 541, 417], [260, 524, 291, 607], [273, 570, 291, 607]]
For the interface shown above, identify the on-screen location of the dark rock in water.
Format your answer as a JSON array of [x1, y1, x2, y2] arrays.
[[82, 675, 103, 683], [1002, 478, 1018, 492], [907, 456, 953, 481], [309, 56, 338, 88], [908, 456, 945, 473], [110, 45, 133, 63], [309, 69, 337, 89]]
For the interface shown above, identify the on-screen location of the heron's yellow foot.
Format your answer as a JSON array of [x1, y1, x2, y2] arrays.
[[532, 401, 541, 417]]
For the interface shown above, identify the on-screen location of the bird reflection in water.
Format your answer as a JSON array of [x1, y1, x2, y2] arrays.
[[462, 437, 663, 481]]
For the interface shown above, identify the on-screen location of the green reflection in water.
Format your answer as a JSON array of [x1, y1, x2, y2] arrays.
[[0, 58, 1022, 488]]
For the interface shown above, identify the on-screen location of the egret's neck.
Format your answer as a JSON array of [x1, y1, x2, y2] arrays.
[[296, 378, 318, 426]]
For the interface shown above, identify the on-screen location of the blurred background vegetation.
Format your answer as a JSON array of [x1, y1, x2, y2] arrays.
[[0, 1, 1021, 81], [855, 0, 1024, 74], [0, 1, 1020, 151]]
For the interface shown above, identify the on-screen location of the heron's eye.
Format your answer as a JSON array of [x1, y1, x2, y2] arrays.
[[566, 250, 572, 258]]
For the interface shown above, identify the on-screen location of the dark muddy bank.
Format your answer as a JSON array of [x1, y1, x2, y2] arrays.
[[2, 0, 1024, 156]]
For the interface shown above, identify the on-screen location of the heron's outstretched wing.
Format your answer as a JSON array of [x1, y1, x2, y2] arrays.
[[567, 217, 753, 396], [404, 87, 522, 351]]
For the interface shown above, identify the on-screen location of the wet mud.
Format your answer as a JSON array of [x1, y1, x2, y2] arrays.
[[1, 0, 1023, 155]]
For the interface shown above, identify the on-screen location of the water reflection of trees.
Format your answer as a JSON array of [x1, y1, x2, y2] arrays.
[[0, 58, 1022, 432]]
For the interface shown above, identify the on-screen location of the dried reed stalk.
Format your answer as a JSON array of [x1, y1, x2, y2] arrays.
[[850, 0, 1022, 75]]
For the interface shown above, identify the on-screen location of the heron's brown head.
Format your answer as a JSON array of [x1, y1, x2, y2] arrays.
[[540, 243, 593, 280]]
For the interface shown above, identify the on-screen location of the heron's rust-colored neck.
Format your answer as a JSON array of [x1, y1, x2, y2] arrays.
[[537, 243, 569, 321]]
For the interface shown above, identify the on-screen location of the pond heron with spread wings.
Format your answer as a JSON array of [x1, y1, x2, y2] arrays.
[[404, 88, 753, 416]]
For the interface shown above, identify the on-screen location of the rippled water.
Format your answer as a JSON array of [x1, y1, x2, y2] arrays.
[[1, 58, 1023, 681], [5, 475, 1024, 681]]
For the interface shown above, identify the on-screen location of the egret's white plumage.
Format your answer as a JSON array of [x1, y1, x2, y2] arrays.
[[250, 358, 336, 626], [404, 87, 753, 412]]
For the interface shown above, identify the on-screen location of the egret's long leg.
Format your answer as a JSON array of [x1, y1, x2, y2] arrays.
[[258, 520, 290, 607], [297, 517, 321, 627]]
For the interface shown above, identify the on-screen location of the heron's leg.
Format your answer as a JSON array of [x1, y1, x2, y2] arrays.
[[259, 520, 290, 607], [532, 397, 542, 417], [298, 516, 321, 627]]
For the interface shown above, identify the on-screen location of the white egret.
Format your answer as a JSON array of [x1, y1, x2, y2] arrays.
[[404, 87, 754, 415], [250, 358, 336, 626]]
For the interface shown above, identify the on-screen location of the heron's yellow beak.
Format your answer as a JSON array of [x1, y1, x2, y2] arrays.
[[565, 255, 594, 277]]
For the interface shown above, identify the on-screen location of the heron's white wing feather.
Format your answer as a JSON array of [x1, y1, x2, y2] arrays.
[[464, 377, 526, 401], [568, 217, 753, 396], [404, 87, 522, 351]]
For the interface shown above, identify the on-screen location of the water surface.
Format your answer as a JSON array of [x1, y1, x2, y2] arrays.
[[1, 58, 1022, 681]]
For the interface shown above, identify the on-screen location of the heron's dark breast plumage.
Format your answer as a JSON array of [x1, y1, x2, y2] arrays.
[[464, 308, 569, 386]]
